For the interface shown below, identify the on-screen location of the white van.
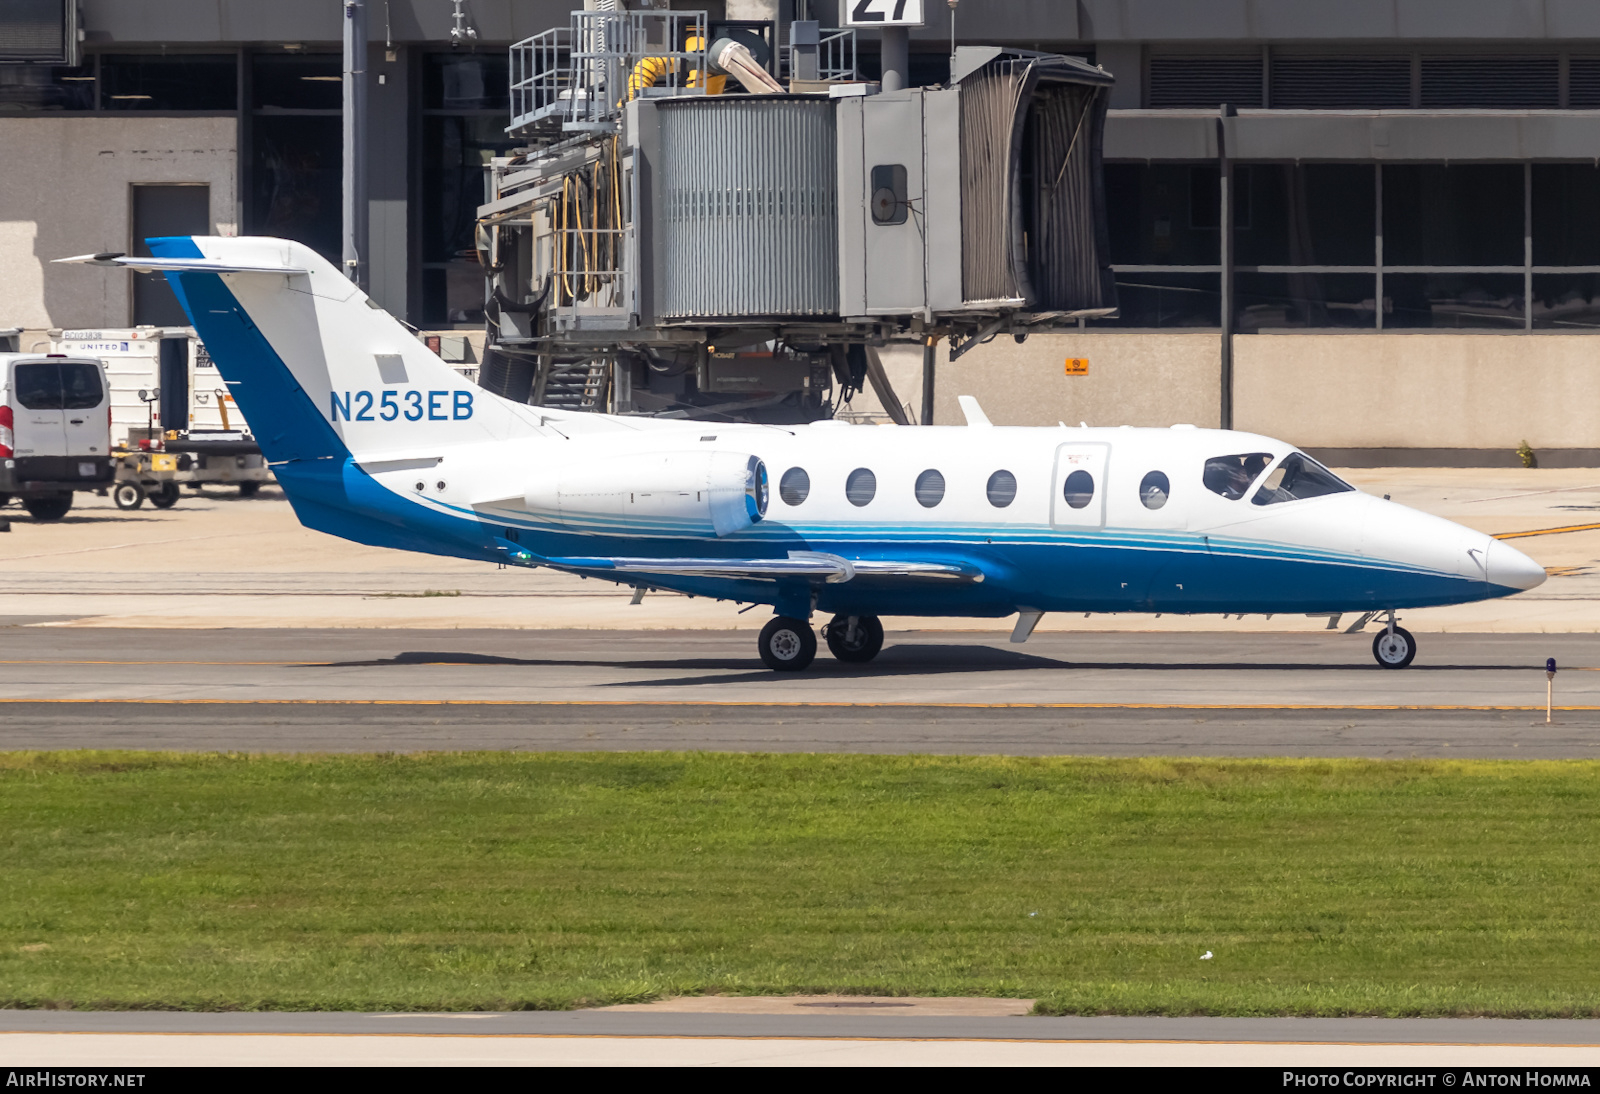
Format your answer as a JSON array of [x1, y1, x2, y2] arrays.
[[0, 353, 114, 520]]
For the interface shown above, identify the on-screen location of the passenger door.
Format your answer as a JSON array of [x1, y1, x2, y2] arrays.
[[59, 362, 108, 458], [1050, 443, 1110, 529], [9, 361, 66, 457]]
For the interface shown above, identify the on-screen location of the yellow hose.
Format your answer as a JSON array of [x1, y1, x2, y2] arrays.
[[627, 54, 672, 101]]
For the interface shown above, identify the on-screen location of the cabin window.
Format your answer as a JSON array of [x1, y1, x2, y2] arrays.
[[779, 466, 810, 506], [915, 469, 945, 508], [1251, 452, 1353, 506], [1203, 452, 1273, 500], [1140, 470, 1171, 509], [986, 470, 1017, 508], [845, 467, 877, 507], [1062, 469, 1095, 509]]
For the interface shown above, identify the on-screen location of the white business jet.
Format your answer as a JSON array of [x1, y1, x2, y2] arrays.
[[62, 238, 1546, 671]]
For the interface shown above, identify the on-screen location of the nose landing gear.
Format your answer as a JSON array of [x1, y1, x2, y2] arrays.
[[1371, 610, 1416, 669]]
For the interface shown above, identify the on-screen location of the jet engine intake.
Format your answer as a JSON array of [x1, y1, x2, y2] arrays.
[[524, 451, 768, 537]]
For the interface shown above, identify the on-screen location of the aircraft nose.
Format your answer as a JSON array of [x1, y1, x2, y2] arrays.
[[1486, 539, 1547, 591]]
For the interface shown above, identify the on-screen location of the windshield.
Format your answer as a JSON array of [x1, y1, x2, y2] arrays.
[[1203, 452, 1273, 500], [1251, 452, 1354, 506]]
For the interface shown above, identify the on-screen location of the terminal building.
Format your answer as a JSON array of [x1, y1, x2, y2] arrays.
[[2, 0, 1598, 463]]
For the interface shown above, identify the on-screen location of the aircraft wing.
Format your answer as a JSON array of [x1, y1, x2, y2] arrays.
[[544, 551, 984, 584]]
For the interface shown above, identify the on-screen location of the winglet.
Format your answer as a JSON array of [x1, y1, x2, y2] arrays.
[[958, 395, 993, 427]]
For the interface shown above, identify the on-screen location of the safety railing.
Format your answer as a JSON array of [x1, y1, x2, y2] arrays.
[[552, 225, 628, 311], [509, 9, 708, 139], [782, 27, 857, 84]]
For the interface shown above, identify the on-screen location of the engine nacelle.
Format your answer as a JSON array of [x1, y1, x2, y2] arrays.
[[524, 450, 768, 537]]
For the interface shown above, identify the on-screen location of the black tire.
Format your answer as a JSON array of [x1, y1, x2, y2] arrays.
[[112, 482, 145, 510], [1372, 626, 1417, 669], [239, 481, 261, 497], [149, 483, 181, 509], [22, 493, 72, 521], [759, 616, 817, 672], [824, 613, 884, 663]]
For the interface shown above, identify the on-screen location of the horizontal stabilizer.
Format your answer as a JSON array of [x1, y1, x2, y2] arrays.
[[53, 253, 308, 275], [546, 552, 983, 584]]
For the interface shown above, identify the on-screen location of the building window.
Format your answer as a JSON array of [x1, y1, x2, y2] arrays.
[[0, 54, 239, 113], [101, 54, 236, 111], [252, 53, 344, 111], [248, 53, 342, 266], [0, 62, 94, 111], [1103, 161, 1600, 331], [1383, 165, 1523, 267], [420, 53, 517, 326]]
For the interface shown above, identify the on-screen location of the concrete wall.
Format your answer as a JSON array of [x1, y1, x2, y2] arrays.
[[0, 117, 237, 331], [855, 331, 1600, 463], [1235, 333, 1600, 451], [862, 332, 1224, 430]]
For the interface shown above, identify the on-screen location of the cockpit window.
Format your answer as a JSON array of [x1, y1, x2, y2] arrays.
[[1250, 453, 1353, 506], [1203, 452, 1273, 500]]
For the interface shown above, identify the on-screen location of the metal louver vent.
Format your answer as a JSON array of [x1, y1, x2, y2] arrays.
[[1420, 56, 1557, 108], [1270, 56, 1411, 108], [1148, 55, 1263, 108], [1570, 58, 1600, 108], [0, 0, 73, 63]]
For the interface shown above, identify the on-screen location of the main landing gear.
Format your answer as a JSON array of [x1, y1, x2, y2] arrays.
[[823, 614, 884, 663], [757, 613, 885, 671], [759, 616, 816, 671]]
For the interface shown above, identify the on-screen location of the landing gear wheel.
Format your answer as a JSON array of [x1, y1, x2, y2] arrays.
[[759, 616, 817, 672], [824, 613, 884, 663], [1372, 626, 1417, 669], [22, 493, 72, 521], [148, 483, 180, 510], [238, 481, 261, 497], [112, 482, 145, 510]]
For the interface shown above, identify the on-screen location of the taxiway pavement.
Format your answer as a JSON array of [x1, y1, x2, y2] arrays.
[[4, 1011, 1600, 1066], [2, 627, 1595, 757]]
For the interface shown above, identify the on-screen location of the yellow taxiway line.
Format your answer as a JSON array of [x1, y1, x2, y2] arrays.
[[1494, 522, 1600, 540]]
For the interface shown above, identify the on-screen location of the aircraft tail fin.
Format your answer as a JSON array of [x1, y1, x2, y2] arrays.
[[132, 235, 542, 465]]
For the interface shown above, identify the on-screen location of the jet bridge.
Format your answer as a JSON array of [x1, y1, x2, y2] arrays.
[[475, 6, 1117, 423]]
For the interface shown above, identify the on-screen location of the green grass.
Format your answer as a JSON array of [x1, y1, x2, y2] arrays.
[[2, 751, 1600, 1015]]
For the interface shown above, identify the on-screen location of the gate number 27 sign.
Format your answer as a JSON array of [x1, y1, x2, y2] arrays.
[[844, 0, 926, 27]]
